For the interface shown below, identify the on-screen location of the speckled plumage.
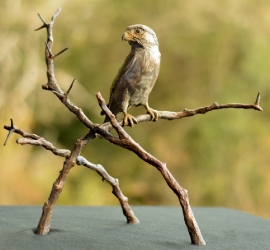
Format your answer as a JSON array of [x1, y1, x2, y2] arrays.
[[103, 24, 161, 127]]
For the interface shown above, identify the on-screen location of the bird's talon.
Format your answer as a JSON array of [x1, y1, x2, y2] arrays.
[[147, 108, 159, 121], [123, 113, 137, 127]]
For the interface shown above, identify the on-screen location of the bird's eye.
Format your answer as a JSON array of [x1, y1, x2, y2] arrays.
[[135, 28, 142, 34]]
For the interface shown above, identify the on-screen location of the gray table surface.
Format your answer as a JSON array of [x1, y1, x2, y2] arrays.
[[0, 206, 269, 250]]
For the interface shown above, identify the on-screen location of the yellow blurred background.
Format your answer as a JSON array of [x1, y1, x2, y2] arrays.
[[1, 0, 270, 219]]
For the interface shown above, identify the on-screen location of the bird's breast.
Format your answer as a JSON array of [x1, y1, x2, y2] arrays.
[[108, 45, 161, 112], [125, 46, 160, 105]]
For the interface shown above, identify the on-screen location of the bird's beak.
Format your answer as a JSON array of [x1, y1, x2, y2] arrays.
[[122, 31, 131, 41]]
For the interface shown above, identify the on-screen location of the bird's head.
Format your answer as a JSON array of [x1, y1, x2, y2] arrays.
[[122, 24, 159, 48]]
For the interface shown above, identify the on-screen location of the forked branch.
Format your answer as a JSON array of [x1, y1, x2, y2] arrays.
[[76, 156, 140, 224], [96, 92, 206, 245], [3, 123, 139, 228]]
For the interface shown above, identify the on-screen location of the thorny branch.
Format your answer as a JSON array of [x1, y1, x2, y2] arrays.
[[8, 8, 138, 236], [100, 91, 263, 132], [76, 156, 139, 224], [3, 124, 139, 225], [3, 8, 263, 245]]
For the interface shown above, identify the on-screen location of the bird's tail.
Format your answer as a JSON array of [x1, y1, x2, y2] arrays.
[[100, 102, 109, 116], [103, 116, 110, 123]]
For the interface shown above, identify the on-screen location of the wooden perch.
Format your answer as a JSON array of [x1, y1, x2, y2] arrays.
[[3, 9, 263, 245], [100, 92, 262, 131]]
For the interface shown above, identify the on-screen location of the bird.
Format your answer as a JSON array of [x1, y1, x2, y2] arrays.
[[102, 24, 161, 127]]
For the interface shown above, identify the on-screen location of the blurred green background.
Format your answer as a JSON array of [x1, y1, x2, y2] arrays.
[[1, 0, 270, 219]]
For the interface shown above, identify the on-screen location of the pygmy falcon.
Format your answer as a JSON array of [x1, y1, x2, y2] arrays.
[[102, 24, 161, 127]]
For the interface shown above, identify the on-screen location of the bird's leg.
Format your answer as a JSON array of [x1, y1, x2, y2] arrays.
[[143, 103, 159, 121], [123, 112, 138, 127]]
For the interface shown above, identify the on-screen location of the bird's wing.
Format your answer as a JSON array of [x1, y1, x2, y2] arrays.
[[109, 50, 141, 101]]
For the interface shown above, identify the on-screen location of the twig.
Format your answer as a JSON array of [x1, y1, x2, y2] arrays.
[[37, 9, 63, 92], [4, 119, 40, 141], [77, 156, 140, 224], [51, 8, 61, 22], [17, 138, 71, 158]]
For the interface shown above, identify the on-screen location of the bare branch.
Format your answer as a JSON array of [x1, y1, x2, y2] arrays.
[[36, 138, 82, 235], [37, 9, 96, 132], [17, 138, 71, 158], [77, 156, 140, 224], [95, 92, 206, 245], [51, 8, 61, 22], [99, 92, 263, 132], [4, 123, 39, 141], [8, 123, 139, 227], [96, 92, 128, 139], [47, 8, 62, 43]]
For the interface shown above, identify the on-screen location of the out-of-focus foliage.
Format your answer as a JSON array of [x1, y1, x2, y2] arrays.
[[1, 0, 270, 218]]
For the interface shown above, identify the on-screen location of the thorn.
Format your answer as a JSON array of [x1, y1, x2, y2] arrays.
[[254, 91, 263, 111], [34, 24, 47, 31], [54, 47, 68, 58], [37, 13, 47, 25], [4, 119, 15, 146], [41, 84, 50, 90], [10, 118, 14, 128], [66, 78, 76, 95], [34, 13, 48, 31], [254, 91, 261, 106]]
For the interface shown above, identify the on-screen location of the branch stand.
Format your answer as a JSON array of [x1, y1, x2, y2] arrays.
[[4, 9, 263, 245]]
